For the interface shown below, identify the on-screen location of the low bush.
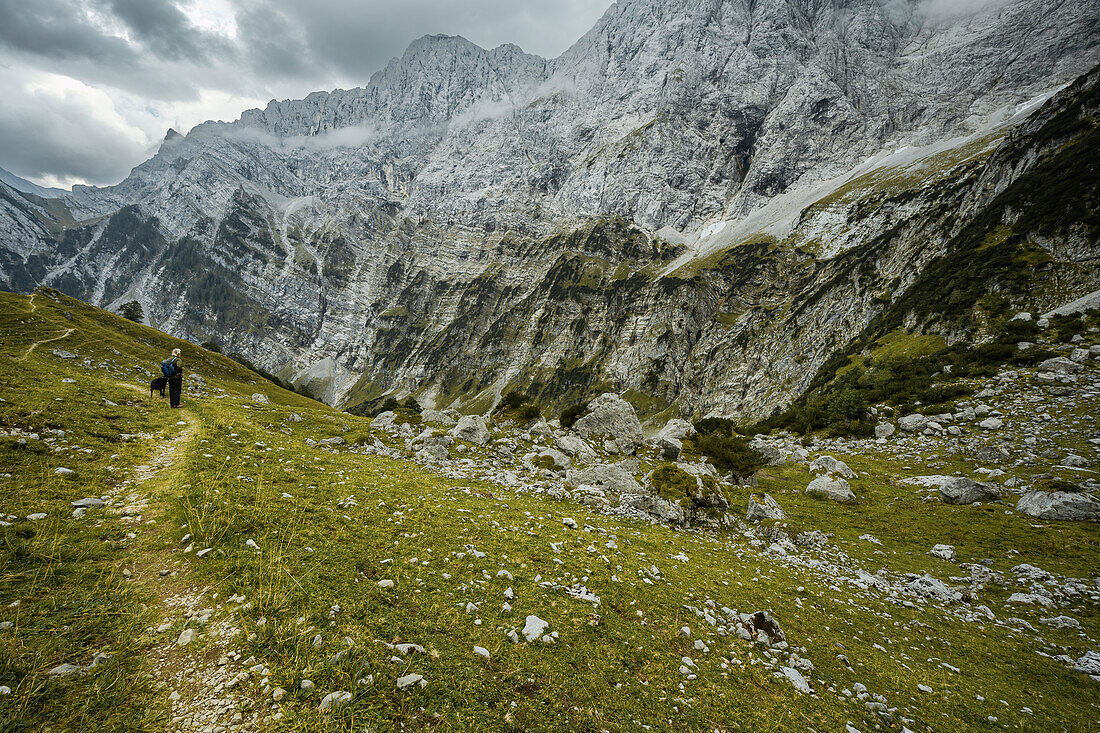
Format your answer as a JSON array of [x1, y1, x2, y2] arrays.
[[494, 390, 541, 423], [561, 403, 586, 429]]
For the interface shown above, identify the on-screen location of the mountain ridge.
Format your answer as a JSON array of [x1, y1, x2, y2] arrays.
[[0, 0, 1098, 419]]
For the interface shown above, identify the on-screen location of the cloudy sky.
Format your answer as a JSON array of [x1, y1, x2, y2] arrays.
[[0, 0, 612, 189]]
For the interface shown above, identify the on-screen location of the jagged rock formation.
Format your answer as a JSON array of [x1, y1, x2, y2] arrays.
[[0, 0, 1098, 420]]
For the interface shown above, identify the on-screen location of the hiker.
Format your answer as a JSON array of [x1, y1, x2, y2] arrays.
[[163, 348, 184, 408]]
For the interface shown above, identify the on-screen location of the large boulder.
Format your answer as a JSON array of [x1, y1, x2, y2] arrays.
[[531, 448, 571, 472], [572, 394, 644, 453], [655, 436, 682, 460], [1037, 356, 1083, 374], [805, 476, 856, 503], [749, 438, 785, 466], [371, 411, 398, 431], [450, 415, 490, 445], [654, 418, 696, 443], [421, 409, 457, 428], [898, 414, 928, 433], [567, 462, 643, 496], [746, 494, 786, 522], [1017, 491, 1100, 521], [874, 422, 896, 439], [554, 435, 598, 463], [809, 455, 855, 479], [618, 493, 688, 525], [939, 477, 1001, 505]]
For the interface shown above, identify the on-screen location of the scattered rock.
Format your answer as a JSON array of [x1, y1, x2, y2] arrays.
[[1074, 651, 1100, 678], [395, 673, 424, 690], [473, 646, 490, 659], [654, 418, 696, 443], [46, 663, 82, 677], [746, 493, 785, 522], [929, 544, 956, 562], [554, 435, 598, 462], [70, 497, 103, 508], [939, 477, 1001, 505], [805, 476, 856, 503], [1017, 491, 1100, 521], [319, 690, 352, 711], [898, 414, 928, 433], [781, 666, 811, 694], [810, 455, 855, 479], [567, 462, 643, 495], [176, 629, 195, 646], [450, 415, 490, 445], [250, 393, 270, 404], [1036, 357, 1083, 374], [521, 615, 549, 642], [571, 393, 645, 454]]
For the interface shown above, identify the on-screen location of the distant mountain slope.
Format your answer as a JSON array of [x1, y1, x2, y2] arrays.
[[0, 167, 66, 199]]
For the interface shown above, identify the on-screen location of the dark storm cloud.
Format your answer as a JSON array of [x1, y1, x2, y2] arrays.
[[235, 4, 315, 78], [0, 0, 136, 64], [0, 0, 613, 187], [101, 0, 223, 60]]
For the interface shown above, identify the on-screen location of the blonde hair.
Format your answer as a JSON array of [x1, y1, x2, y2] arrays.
[[171, 348, 181, 356]]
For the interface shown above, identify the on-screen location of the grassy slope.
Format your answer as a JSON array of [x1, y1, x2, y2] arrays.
[[1, 289, 1098, 732]]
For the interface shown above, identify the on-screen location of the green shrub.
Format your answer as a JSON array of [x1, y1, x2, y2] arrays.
[[200, 340, 222, 353], [649, 464, 699, 504], [561, 403, 586, 429], [494, 390, 541, 423], [499, 390, 529, 410], [1050, 314, 1084, 343], [532, 454, 558, 471], [694, 417, 735, 436], [686, 432, 763, 479]]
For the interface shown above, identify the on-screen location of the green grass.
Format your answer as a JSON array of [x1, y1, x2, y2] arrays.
[[1, 288, 1099, 731]]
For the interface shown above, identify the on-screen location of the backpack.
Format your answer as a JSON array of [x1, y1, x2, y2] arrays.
[[161, 358, 179, 378]]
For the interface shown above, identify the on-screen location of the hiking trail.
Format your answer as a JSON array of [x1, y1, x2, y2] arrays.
[[105, 407, 262, 733]]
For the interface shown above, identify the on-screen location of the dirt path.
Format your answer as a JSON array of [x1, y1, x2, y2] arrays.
[[106, 408, 268, 733], [15, 326, 74, 361]]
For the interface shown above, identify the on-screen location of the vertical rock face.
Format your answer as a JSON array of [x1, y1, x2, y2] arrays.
[[1, 0, 1098, 419]]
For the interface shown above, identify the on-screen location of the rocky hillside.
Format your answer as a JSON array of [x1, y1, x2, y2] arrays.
[[1, 283, 1098, 731], [0, 0, 1098, 419]]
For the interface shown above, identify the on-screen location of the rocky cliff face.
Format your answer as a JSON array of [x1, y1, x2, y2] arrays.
[[1, 0, 1098, 420]]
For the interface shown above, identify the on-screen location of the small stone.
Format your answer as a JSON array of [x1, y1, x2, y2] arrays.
[[55, 467, 76, 476], [272, 687, 286, 702], [562, 517, 578, 529], [377, 579, 394, 588], [0, 685, 10, 694], [47, 663, 82, 677], [781, 666, 811, 694], [929, 544, 956, 562], [196, 548, 213, 558], [300, 679, 315, 691], [176, 629, 195, 646], [70, 497, 103, 508], [396, 673, 424, 690], [473, 645, 490, 659], [26, 513, 47, 521], [522, 615, 549, 642], [319, 690, 351, 711]]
